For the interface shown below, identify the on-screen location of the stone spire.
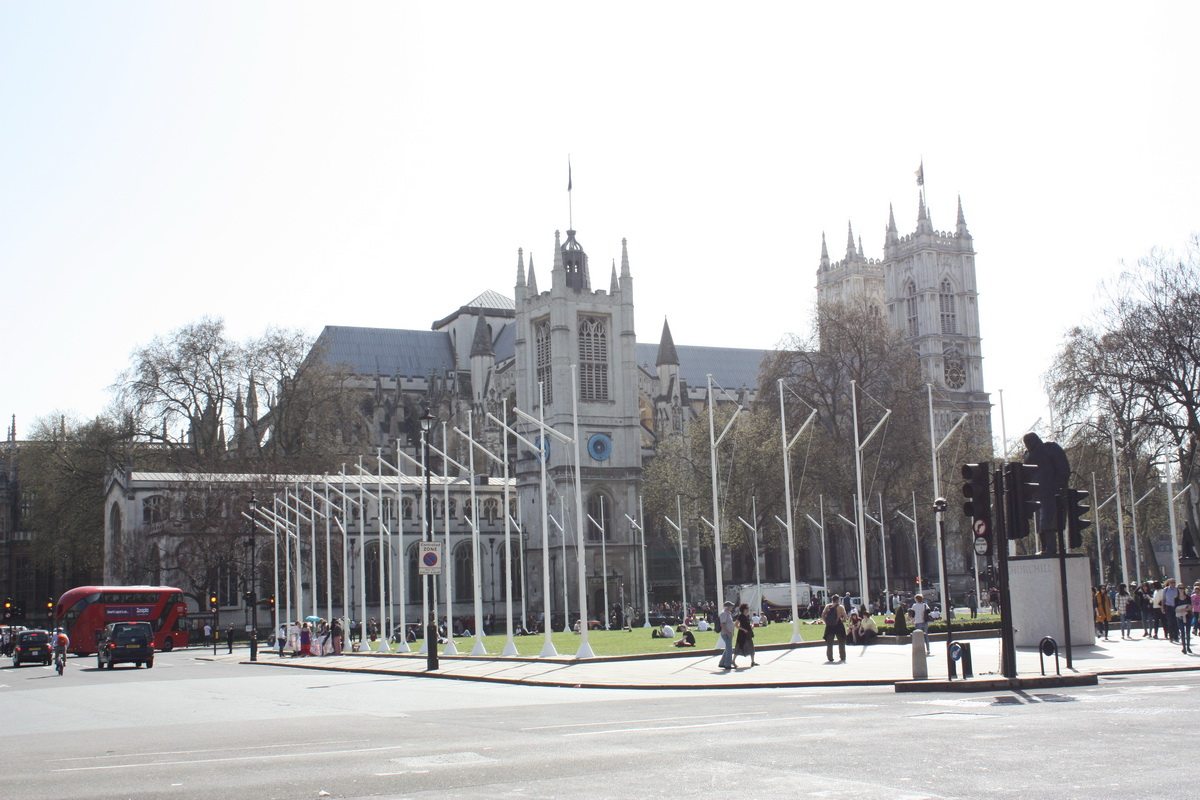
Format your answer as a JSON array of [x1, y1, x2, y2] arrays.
[[820, 232, 830, 270], [857, 236, 864, 258], [246, 374, 259, 423], [620, 237, 631, 278], [656, 318, 679, 367], [956, 195, 970, 238], [610, 260, 619, 294], [470, 312, 493, 357], [516, 247, 525, 287], [845, 221, 856, 260], [527, 254, 538, 294], [234, 387, 245, 434]]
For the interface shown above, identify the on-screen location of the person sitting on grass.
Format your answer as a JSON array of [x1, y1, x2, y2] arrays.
[[674, 624, 696, 647], [857, 613, 878, 644]]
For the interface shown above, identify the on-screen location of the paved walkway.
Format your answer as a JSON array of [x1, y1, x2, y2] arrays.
[[206, 631, 1200, 690]]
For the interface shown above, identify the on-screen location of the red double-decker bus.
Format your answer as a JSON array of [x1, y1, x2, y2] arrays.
[[55, 586, 190, 655]]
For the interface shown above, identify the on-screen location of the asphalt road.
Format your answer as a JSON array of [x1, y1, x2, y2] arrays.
[[1, 649, 1194, 799]]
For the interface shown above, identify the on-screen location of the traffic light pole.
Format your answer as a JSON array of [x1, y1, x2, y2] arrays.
[[1055, 490, 1073, 669], [996, 465, 1017, 679]]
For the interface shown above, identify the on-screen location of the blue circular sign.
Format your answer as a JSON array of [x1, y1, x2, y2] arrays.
[[587, 433, 613, 461]]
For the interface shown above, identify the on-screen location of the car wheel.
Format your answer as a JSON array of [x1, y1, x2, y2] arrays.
[[146, 659, 154, 669], [161, 637, 174, 652]]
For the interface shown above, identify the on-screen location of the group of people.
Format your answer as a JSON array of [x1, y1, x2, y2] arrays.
[[716, 602, 759, 670], [1096, 579, 1196, 653], [276, 617, 345, 657]]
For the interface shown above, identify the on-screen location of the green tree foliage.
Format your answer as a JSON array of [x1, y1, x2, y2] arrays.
[[20, 415, 136, 584]]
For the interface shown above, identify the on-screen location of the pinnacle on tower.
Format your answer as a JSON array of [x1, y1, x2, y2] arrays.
[[527, 255, 538, 294], [470, 312, 494, 357], [820, 232, 830, 270], [857, 236, 864, 258], [956, 195, 970, 237], [246, 373, 259, 422], [620, 238, 630, 278], [845, 221, 856, 259], [516, 247, 526, 287], [655, 318, 679, 367], [610, 260, 619, 294]]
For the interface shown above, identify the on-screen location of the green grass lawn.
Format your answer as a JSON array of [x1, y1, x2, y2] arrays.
[[363, 612, 1002, 658]]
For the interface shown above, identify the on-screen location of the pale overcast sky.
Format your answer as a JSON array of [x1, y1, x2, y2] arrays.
[[3, 3, 1197, 456]]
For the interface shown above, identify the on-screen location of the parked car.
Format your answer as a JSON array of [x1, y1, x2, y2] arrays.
[[12, 629, 52, 667], [96, 621, 154, 669]]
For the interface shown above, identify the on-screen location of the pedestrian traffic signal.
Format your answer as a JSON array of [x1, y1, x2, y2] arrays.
[[1008, 462, 1040, 539], [961, 462, 993, 543], [1066, 487, 1091, 549]]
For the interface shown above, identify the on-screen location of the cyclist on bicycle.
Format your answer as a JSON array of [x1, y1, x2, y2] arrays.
[[52, 627, 69, 669]]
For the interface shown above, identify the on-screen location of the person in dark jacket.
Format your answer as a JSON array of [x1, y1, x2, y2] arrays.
[[734, 603, 757, 667]]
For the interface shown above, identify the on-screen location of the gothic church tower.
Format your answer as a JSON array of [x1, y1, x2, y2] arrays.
[[512, 229, 643, 618], [817, 192, 990, 438]]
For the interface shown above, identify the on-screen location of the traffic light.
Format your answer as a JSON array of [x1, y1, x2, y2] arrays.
[[1009, 462, 1040, 539], [243, 590, 253, 604], [1066, 487, 1091, 549], [45, 597, 54, 620], [961, 463, 993, 555], [2, 597, 10, 621], [209, 593, 219, 612], [268, 595, 275, 608]]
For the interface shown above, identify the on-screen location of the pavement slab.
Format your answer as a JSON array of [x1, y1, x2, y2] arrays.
[[213, 631, 1200, 690]]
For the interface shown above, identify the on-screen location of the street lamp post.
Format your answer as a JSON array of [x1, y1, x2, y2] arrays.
[[247, 494, 259, 661], [420, 409, 438, 671]]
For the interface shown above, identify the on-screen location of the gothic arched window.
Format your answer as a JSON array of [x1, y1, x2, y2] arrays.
[[535, 318, 553, 404], [586, 492, 611, 542], [483, 498, 499, 525], [905, 280, 919, 338], [578, 316, 610, 401], [142, 495, 169, 525], [939, 279, 957, 334], [454, 542, 472, 602]]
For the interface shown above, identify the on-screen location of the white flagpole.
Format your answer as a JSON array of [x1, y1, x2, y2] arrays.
[[639, 495, 649, 628], [440, 423, 458, 656], [466, 411, 487, 655], [394, 442, 410, 652]]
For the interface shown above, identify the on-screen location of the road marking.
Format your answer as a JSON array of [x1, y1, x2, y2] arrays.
[[564, 714, 819, 736], [521, 711, 768, 731], [49, 739, 370, 764], [375, 770, 430, 777], [52, 744, 413, 772]]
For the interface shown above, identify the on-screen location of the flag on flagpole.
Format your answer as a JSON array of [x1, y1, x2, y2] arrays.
[[568, 159, 573, 192], [915, 161, 924, 186]]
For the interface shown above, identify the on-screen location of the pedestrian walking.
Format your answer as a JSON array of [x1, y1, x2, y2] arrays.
[[822, 594, 847, 663], [1176, 591, 1192, 654], [331, 617, 343, 654], [1191, 584, 1200, 637], [1149, 581, 1164, 638], [734, 603, 756, 668], [203, 622, 212, 645], [717, 601, 736, 670], [300, 622, 312, 656], [225, 625, 234, 654], [1094, 586, 1112, 641], [1162, 579, 1181, 643], [910, 593, 932, 655], [1115, 584, 1134, 639]]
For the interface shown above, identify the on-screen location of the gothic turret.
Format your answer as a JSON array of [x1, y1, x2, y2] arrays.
[[560, 229, 590, 291], [956, 195, 971, 240], [819, 232, 830, 271]]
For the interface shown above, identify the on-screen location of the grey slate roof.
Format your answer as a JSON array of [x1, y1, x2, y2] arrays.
[[313, 326, 454, 377], [636, 343, 769, 390], [312, 324, 768, 389]]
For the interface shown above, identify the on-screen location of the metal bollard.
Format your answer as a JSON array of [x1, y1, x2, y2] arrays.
[[912, 630, 928, 679]]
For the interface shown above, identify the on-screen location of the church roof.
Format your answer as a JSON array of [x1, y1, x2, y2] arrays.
[[312, 326, 454, 377], [636, 343, 768, 390], [464, 290, 515, 311]]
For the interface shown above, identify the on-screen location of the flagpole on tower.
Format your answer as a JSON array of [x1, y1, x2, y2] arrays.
[[567, 155, 573, 230]]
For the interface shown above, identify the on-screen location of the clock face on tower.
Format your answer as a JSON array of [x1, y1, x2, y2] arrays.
[[587, 433, 613, 462]]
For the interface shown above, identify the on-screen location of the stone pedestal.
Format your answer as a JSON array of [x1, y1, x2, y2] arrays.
[[1180, 558, 1200, 588], [1008, 554, 1095, 648]]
